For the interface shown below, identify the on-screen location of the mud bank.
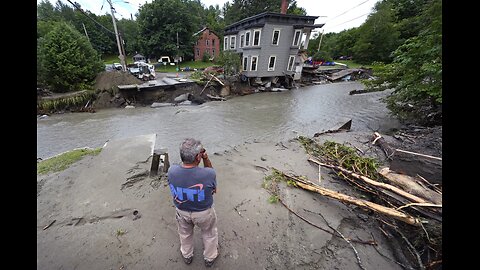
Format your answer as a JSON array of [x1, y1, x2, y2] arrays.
[[37, 128, 441, 269]]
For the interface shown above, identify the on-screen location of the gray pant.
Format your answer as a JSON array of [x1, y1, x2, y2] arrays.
[[175, 207, 219, 261]]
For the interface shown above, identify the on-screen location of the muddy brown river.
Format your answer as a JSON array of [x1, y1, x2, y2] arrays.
[[37, 82, 401, 161]]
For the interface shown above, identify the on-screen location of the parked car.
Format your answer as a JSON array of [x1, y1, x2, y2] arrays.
[[112, 63, 123, 70], [105, 63, 123, 72]]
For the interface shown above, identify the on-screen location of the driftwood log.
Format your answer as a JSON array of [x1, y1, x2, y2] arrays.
[[278, 170, 421, 226], [294, 179, 421, 226], [349, 89, 369, 95], [378, 167, 442, 204], [308, 158, 429, 204], [390, 149, 442, 185], [372, 132, 442, 184]]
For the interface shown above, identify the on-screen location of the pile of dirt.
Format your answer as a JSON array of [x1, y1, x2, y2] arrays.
[[93, 71, 142, 92]]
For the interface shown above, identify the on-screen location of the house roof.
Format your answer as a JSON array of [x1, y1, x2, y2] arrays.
[[225, 12, 319, 30], [293, 23, 325, 29], [192, 27, 219, 38]]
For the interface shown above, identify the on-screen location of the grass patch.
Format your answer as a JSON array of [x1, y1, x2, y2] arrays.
[[334, 60, 372, 69], [37, 147, 102, 175], [155, 61, 217, 73], [102, 54, 135, 65]]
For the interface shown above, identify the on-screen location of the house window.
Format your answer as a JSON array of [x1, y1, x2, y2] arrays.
[[196, 40, 198, 46], [230, 36, 236, 50], [250, 56, 258, 71], [212, 48, 215, 56], [245, 31, 250, 46], [287, 55, 295, 71], [293, 30, 302, 46], [240, 34, 245, 48], [268, 56, 276, 71], [196, 48, 200, 57], [272, 29, 280, 45], [253, 29, 261, 46], [206, 39, 209, 46], [212, 39, 215, 46], [224, 36, 228, 51], [243, 56, 248, 71]]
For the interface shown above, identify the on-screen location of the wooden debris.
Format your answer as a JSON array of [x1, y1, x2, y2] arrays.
[[308, 158, 429, 204], [372, 132, 442, 184], [277, 169, 421, 226], [372, 132, 395, 160], [294, 181, 420, 226], [349, 89, 370, 95], [200, 75, 214, 95], [314, 208, 366, 270], [390, 149, 442, 185], [416, 174, 442, 194], [206, 94, 226, 101], [396, 203, 442, 211], [318, 165, 322, 184], [378, 167, 442, 204], [276, 197, 377, 245], [208, 73, 225, 86], [43, 220, 56, 230], [314, 119, 352, 137]]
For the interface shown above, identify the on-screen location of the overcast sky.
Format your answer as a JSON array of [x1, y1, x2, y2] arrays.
[[38, 0, 381, 34]]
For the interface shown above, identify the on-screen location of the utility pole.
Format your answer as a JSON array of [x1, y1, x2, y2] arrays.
[[106, 0, 126, 71], [317, 28, 325, 52], [82, 23, 90, 44], [176, 31, 180, 64]]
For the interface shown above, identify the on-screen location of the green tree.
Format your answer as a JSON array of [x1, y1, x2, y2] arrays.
[[37, 0, 59, 21], [365, 0, 442, 125], [204, 4, 225, 40], [353, 1, 400, 64], [38, 22, 104, 92], [217, 51, 241, 76], [287, 1, 307, 15], [118, 18, 141, 55], [223, 0, 306, 25], [312, 51, 332, 62], [137, 0, 203, 60]]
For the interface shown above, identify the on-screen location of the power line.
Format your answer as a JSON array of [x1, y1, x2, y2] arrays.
[[325, 0, 372, 23], [325, 12, 370, 31], [64, 0, 115, 35]]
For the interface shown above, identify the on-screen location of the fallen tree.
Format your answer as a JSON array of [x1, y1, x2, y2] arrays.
[[287, 137, 442, 269]]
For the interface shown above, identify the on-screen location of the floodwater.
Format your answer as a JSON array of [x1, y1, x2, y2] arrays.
[[37, 82, 401, 162]]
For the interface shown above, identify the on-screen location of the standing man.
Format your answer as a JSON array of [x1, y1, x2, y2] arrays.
[[167, 138, 219, 267]]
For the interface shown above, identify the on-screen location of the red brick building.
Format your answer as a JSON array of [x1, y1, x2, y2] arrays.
[[193, 27, 220, 61]]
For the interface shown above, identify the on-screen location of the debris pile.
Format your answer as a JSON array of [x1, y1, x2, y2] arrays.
[[301, 66, 374, 86], [263, 120, 442, 270]]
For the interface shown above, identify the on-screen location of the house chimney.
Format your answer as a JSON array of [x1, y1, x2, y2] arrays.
[[280, 0, 288, 14]]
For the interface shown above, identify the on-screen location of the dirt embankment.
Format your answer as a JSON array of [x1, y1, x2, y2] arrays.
[[93, 71, 143, 109]]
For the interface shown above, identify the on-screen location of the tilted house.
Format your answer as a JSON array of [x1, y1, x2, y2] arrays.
[[224, 12, 324, 81], [193, 27, 220, 61]]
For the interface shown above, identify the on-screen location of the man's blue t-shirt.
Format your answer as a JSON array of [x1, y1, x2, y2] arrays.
[[167, 164, 216, 212]]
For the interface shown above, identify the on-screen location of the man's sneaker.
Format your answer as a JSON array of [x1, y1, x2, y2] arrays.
[[204, 258, 216, 267], [183, 256, 193, 265]]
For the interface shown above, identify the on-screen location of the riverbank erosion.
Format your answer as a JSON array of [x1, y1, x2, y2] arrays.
[[37, 127, 442, 269]]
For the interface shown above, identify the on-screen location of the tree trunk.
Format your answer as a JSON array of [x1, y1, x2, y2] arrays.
[[378, 167, 442, 205], [390, 149, 442, 185], [295, 182, 421, 226]]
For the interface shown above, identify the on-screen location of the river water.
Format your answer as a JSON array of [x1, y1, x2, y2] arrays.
[[37, 82, 401, 162]]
